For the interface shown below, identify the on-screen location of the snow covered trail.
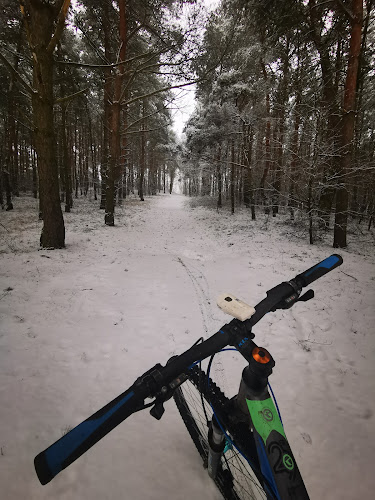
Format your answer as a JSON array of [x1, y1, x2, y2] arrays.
[[1, 193, 374, 500]]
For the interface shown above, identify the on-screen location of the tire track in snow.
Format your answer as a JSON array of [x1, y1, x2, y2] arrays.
[[176, 257, 210, 335], [176, 256, 228, 391]]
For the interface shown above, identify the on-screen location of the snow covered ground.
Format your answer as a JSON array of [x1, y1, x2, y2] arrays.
[[1, 193, 374, 500]]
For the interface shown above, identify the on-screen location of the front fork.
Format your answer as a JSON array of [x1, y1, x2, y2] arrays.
[[207, 416, 226, 479]]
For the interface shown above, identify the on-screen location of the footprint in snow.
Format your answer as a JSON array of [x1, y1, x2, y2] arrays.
[[26, 329, 37, 339], [360, 408, 373, 420], [301, 433, 312, 445]]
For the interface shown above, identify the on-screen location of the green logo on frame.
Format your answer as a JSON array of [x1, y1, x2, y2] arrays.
[[283, 454, 294, 470], [261, 408, 273, 422]]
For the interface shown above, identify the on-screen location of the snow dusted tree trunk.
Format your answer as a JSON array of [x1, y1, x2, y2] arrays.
[[3, 170, 13, 211], [260, 92, 271, 213], [333, 0, 363, 248], [139, 104, 146, 202], [231, 140, 235, 214], [308, 0, 343, 230], [272, 42, 289, 217], [99, 1, 113, 210], [20, 0, 70, 248], [216, 146, 222, 208], [61, 103, 73, 212], [105, 0, 127, 225], [289, 52, 302, 221], [243, 124, 255, 220]]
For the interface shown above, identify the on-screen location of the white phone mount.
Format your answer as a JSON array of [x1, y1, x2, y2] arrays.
[[217, 294, 256, 321]]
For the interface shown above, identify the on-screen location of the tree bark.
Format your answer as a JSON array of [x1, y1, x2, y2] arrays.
[[6, 25, 24, 200], [139, 101, 146, 202], [243, 125, 255, 220], [32, 146, 38, 198], [3, 170, 13, 210], [105, 0, 127, 225], [272, 41, 289, 217], [100, 0, 112, 210], [289, 86, 301, 220], [21, 0, 70, 248], [231, 140, 235, 214], [260, 93, 271, 213], [309, 0, 343, 229], [217, 146, 222, 208], [61, 103, 72, 212], [0, 172, 4, 209], [333, 0, 363, 248]]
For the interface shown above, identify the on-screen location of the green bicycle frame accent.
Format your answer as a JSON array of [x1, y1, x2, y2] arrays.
[[246, 397, 286, 445], [246, 395, 308, 500]]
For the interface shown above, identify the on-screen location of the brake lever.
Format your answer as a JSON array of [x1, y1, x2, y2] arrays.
[[149, 372, 189, 420], [275, 289, 314, 311], [150, 401, 165, 420], [297, 289, 314, 302]]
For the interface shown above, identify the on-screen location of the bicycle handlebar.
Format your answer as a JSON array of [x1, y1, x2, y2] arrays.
[[248, 254, 343, 327], [294, 253, 343, 287], [34, 387, 147, 485], [34, 254, 342, 485]]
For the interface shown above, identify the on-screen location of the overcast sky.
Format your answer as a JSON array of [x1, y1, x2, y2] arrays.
[[171, 0, 220, 139]]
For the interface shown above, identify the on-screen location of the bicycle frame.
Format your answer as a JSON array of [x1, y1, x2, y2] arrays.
[[205, 344, 309, 500]]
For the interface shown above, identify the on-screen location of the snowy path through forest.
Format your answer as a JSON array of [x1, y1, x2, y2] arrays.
[[1, 193, 374, 500]]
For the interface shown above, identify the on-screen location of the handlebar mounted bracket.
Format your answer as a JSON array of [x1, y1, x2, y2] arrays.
[[220, 319, 256, 363]]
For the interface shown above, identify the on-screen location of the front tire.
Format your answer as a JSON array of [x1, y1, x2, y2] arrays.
[[173, 366, 268, 500]]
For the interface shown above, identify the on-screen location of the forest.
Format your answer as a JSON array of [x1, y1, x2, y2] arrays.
[[0, 0, 374, 249], [1, 3, 375, 499]]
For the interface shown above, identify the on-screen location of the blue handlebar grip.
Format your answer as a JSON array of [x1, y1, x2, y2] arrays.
[[296, 254, 343, 287], [35, 389, 136, 484]]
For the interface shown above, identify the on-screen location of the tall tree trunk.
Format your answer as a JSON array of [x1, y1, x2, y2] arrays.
[[0, 171, 4, 209], [32, 146, 38, 198], [58, 45, 72, 213], [243, 125, 255, 220], [3, 170, 13, 210], [169, 165, 176, 194], [61, 103, 72, 212], [309, 0, 342, 229], [73, 113, 78, 198], [231, 140, 235, 214], [217, 146, 222, 208], [21, 0, 70, 248], [272, 42, 289, 217], [105, 0, 127, 225], [260, 93, 271, 213], [88, 111, 97, 201], [118, 107, 127, 203], [289, 85, 301, 220], [333, 0, 363, 248], [139, 101, 146, 202], [6, 25, 23, 201], [273, 78, 288, 215], [100, 0, 112, 210]]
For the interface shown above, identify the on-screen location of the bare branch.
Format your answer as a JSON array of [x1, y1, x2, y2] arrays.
[[74, 17, 109, 64], [123, 127, 160, 135], [335, 0, 355, 21], [123, 101, 171, 132], [0, 51, 34, 95], [54, 46, 177, 70], [47, 0, 71, 54], [54, 87, 89, 105], [121, 71, 214, 107]]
